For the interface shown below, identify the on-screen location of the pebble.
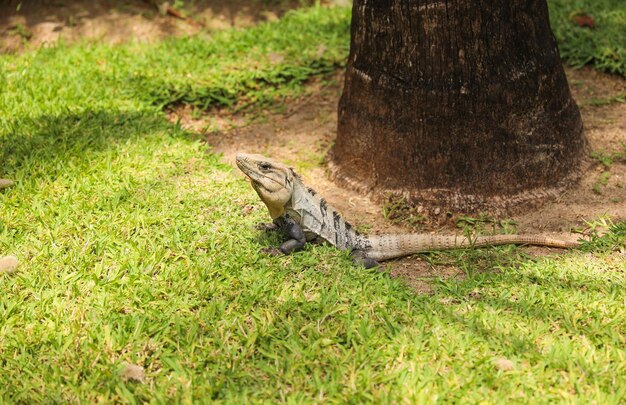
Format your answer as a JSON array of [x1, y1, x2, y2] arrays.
[[0, 256, 19, 274], [0, 179, 14, 189], [120, 362, 145, 383], [494, 357, 515, 371]]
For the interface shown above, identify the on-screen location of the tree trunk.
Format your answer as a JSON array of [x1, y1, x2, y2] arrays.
[[330, 0, 586, 215]]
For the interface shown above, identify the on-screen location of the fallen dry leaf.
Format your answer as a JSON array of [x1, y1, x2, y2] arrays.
[[241, 205, 257, 215], [268, 52, 285, 65], [316, 44, 328, 58], [570, 12, 595, 28]]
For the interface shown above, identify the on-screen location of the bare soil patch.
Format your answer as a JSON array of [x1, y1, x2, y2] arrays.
[[0, 0, 311, 53]]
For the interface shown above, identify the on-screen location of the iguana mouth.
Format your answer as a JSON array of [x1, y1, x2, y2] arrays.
[[235, 154, 252, 173], [236, 154, 287, 189]]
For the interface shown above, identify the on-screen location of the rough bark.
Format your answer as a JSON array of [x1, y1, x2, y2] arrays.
[[330, 0, 586, 215]]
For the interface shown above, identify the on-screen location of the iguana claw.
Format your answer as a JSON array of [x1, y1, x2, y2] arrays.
[[256, 222, 279, 231]]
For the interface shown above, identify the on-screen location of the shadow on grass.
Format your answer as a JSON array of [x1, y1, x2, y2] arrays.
[[258, 233, 623, 361], [1, 108, 623, 400], [426, 245, 624, 356], [0, 110, 193, 179]]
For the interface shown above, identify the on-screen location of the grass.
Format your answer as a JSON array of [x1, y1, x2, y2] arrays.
[[591, 145, 626, 168], [548, 0, 626, 77], [1, 6, 350, 116], [590, 146, 626, 194], [1, 3, 626, 403], [128, 8, 349, 110], [587, 92, 626, 106]]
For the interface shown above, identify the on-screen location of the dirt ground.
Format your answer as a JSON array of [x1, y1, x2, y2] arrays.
[[3, 1, 625, 292], [0, 0, 324, 53]]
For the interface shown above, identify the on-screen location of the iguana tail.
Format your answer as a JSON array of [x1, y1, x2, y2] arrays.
[[364, 233, 580, 261]]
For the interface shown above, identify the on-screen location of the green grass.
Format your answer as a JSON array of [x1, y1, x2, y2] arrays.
[[1, 3, 626, 403], [549, 0, 626, 76], [1, 6, 350, 116]]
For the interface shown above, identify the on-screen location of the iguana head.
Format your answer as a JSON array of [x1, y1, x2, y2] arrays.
[[236, 153, 297, 219]]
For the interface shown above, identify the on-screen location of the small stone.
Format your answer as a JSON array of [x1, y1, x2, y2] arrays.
[[0, 256, 18, 274], [268, 52, 284, 64], [494, 357, 515, 371], [120, 362, 145, 383], [0, 179, 14, 189]]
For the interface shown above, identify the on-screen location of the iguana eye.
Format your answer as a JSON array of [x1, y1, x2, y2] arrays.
[[259, 162, 272, 171]]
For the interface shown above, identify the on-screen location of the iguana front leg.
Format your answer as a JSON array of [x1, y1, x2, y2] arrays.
[[262, 216, 306, 256], [277, 217, 306, 254]]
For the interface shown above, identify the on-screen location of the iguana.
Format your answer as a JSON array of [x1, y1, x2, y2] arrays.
[[236, 153, 580, 268]]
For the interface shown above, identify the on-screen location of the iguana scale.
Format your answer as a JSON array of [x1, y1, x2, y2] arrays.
[[236, 153, 579, 268]]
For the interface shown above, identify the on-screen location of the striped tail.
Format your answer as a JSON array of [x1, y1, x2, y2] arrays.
[[364, 233, 580, 261]]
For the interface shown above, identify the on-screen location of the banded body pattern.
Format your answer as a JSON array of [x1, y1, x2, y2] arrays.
[[285, 182, 369, 251]]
